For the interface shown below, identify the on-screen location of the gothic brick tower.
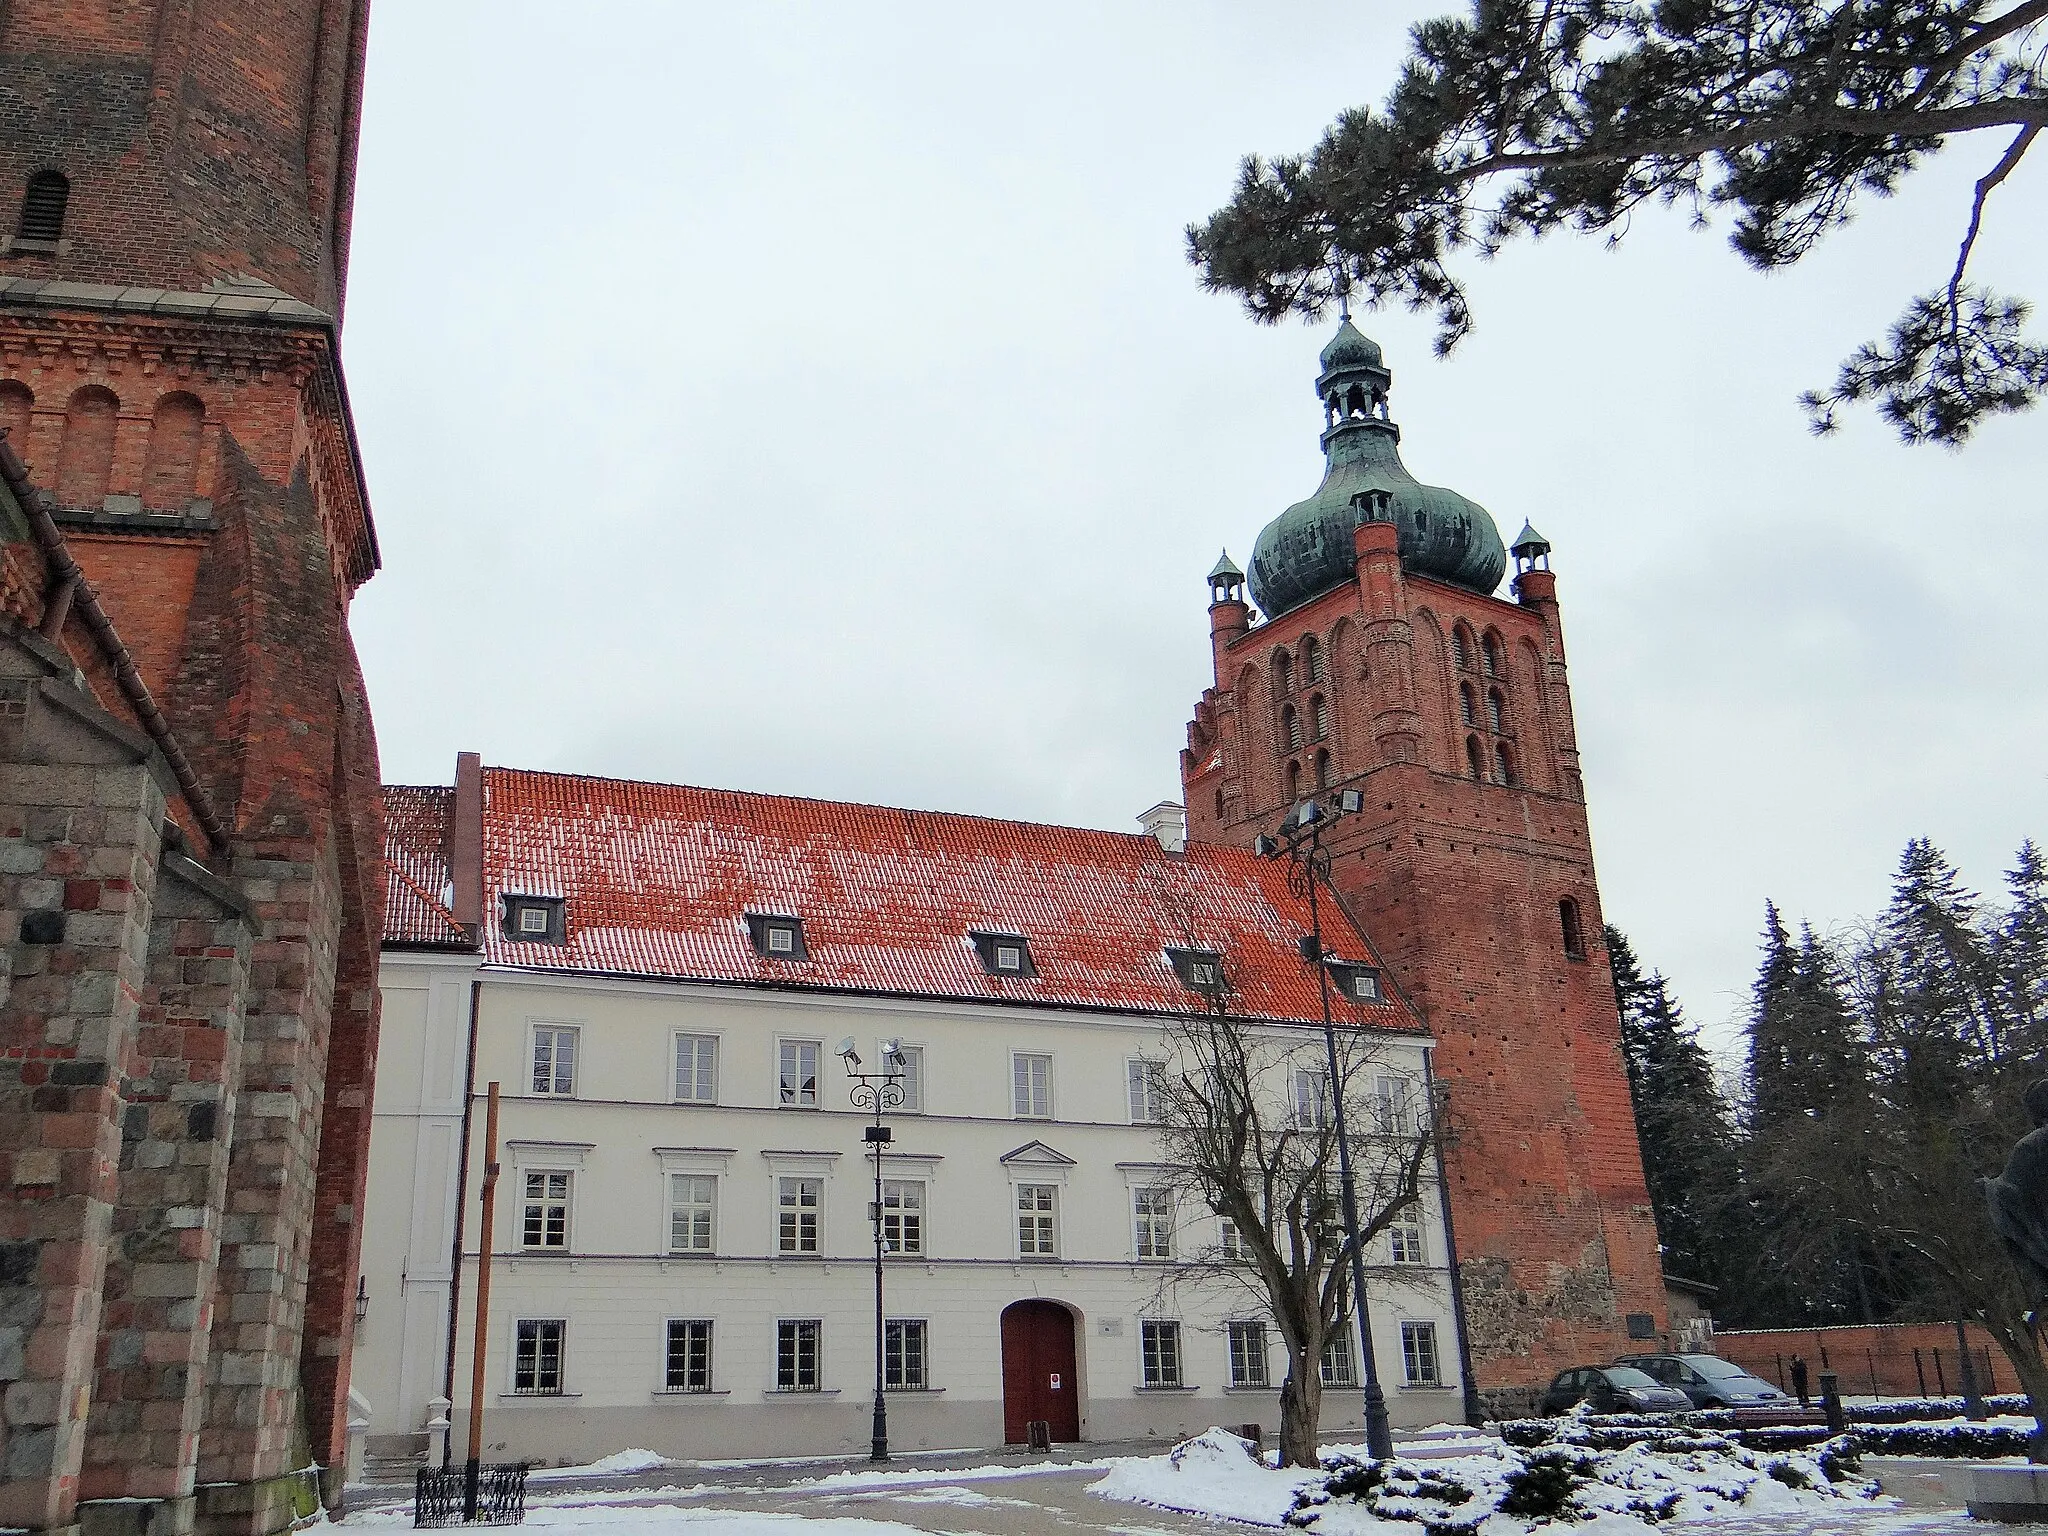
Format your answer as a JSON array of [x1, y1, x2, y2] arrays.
[[1183, 322, 1664, 1401], [0, 6, 382, 1534]]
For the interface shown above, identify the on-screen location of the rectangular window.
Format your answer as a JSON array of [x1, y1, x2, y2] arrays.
[[1293, 1068, 1331, 1129], [1219, 1217, 1247, 1262], [884, 1319, 927, 1390], [1012, 1053, 1052, 1118], [1373, 1074, 1415, 1134], [1016, 1183, 1058, 1257], [518, 905, 550, 935], [1321, 1323, 1358, 1388], [1133, 1187, 1175, 1259], [665, 1319, 713, 1392], [767, 924, 796, 954], [1140, 1320, 1183, 1388], [513, 1319, 565, 1394], [1402, 1320, 1442, 1387], [776, 1319, 821, 1391], [880, 1179, 924, 1254], [777, 1176, 821, 1254], [673, 1034, 719, 1104], [1227, 1320, 1269, 1389], [1388, 1202, 1426, 1266], [531, 1026, 578, 1096], [1126, 1059, 1167, 1124], [521, 1170, 570, 1249], [668, 1173, 716, 1254], [779, 1040, 821, 1107], [890, 1044, 925, 1113]]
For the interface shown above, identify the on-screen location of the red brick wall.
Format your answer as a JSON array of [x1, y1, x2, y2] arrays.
[[0, 0, 372, 314], [1716, 1323, 2009, 1399], [1185, 530, 1664, 1390]]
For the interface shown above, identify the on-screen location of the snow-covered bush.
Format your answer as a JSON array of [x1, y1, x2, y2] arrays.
[[1288, 1422, 1875, 1533], [1858, 1421, 2036, 1457], [1847, 1393, 2030, 1423]]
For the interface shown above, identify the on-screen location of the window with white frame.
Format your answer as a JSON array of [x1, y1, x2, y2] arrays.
[[1227, 1320, 1269, 1388], [673, 1034, 718, 1104], [1373, 1073, 1416, 1134], [779, 1040, 821, 1107], [1293, 1067, 1331, 1129], [1219, 1217, 1248, 1262], [521, 1170, 571, 1249], [892, 1045, 924, 1113], [1389, 1201, 1426, 1265], [1140, 1320, 1183, 1388], [513, 1319, 565, 1394], [531, 1026, 578, 1096], [668, 1173, 716, 1254], [776, 1319, 821, 1391], [1402, 1320, 1443, 1386], [880, 1179, 923, 1255], [1012, 1053, 1052, 1118], [1133, 1187, 1174, 1259], [884, 1319, 927, 1389], [1320, 1322, 1358, 1388], [665, 1319, 713, 1392], [777, 1176, 821, 1254], [1016, 1183, 1058, 1257], [1127, 1059, 1167, 1124]]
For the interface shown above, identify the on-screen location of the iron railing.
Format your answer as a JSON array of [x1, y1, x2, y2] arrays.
[[414, 1463, 527, 1527]]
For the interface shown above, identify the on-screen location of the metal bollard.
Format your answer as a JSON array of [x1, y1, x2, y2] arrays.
[[1239, 1424, 1264, 1453], [1027, 1419, 1052, 1453]]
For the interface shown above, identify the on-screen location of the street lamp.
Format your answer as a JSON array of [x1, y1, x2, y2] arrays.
[[838, 1036, 908, 1463], [1254, 787, 1396, 1461]]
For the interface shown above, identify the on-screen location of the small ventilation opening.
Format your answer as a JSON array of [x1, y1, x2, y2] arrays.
[[18, 172, 69, 245]]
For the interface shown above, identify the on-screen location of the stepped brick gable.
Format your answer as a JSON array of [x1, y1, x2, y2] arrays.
[[0, 5, 383, 1534], [1184, 329, 1665, 1399]]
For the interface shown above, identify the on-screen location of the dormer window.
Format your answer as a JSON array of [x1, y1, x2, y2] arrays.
[[1166, 947, 1224, 995], [745, 913, 809, 961], [1327, 962, 1384, 1005], [502, 895, 566, 945], [970, 931, 1036, 978]]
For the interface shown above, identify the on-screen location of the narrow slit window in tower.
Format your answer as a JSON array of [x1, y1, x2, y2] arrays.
[[1466, 736, 1483, 780], [1559, 897, 1585, 959], [1486, 689, 1504, 733]]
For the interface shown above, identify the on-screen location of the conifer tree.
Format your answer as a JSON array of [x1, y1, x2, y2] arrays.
[[1606, 925, 1743, 1291]]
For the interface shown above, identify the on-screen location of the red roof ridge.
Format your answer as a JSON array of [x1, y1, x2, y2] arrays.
[[480, 764, 1228, 861]]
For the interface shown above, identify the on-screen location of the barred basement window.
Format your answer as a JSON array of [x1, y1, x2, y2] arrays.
[[1227, 1320, 1269, 1388], [1402, 1320, 1443, 1386], [1140, 1320, 1183, 1387], [16, 171, 69, 247], [665, 1319, 713, 1392], [884, 1319, 927, 1389], [1321, 1323, 1358, 1388], [513, 1319, 565, 1394], [776, 1319, 821, 1391]]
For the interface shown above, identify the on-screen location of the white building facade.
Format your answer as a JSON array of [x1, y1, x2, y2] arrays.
[[357, 760, 1470, 1463]]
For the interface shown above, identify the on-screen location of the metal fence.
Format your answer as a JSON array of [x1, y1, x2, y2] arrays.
[[415, 1463, 528, 1527], [1756, 1343, 2001, 1400]]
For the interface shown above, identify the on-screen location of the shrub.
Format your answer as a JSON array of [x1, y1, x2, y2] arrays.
[[1859, 1422, 2035, 1457], [1499, 1451, 1594, 1519]]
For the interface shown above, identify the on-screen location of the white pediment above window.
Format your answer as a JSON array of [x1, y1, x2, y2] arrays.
[[999, 1140, 1076, 1170], [655, 1146, 736, 1176]]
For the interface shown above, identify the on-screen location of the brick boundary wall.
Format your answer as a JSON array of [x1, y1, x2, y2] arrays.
[[1715, 1322, 2007, 1400]]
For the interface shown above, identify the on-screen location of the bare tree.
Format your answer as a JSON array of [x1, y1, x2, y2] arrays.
[[1142, 953, 1438, 1467]]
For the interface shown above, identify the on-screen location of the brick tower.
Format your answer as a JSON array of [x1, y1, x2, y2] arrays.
[[1182, 322, 1664, 1402], [0, 6, 382, 1534]]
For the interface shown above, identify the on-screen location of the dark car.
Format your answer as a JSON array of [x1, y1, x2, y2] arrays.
[[1614, 1353, 1795, 1409], [1539, 1365, 1693, 1416]]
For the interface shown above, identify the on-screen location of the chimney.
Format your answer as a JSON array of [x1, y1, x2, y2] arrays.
[[1138, 801, 1187, 853], [449, 751, 484, 945]]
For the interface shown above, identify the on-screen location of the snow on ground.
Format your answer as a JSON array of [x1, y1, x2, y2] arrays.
[[531, 1451, 676, 1481]]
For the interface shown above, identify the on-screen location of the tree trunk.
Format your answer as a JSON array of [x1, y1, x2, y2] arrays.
[[1982, 1311, 2048, 1464], [1279, 1359, 1324, 1468]]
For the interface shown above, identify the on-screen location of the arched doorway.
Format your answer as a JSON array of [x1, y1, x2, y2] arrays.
[[999, 1300, 1079, 1443]]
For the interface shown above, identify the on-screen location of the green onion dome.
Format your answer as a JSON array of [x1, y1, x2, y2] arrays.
[[1246, 321, 1506, 617]]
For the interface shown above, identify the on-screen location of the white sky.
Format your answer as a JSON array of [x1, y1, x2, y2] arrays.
[[342, 2, 2047, 1056]]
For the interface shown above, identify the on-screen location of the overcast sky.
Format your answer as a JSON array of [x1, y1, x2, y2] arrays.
[[342, 2, 2047, 1058]]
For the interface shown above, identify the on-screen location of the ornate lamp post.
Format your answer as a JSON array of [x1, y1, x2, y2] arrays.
[[1254, 789, 1396, 1461], [838, 1037, 908, 1463]]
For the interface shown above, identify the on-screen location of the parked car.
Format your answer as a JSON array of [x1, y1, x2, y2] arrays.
[[1613, 1353, 1795, 1409], [1539, 1364, 1694, 1415]]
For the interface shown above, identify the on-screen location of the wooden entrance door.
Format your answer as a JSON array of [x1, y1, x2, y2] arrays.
[[1000, 1300, 1079, 1443]]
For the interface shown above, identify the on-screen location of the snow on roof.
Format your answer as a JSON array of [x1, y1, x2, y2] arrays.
[[385, 765, 1416, 1030], [382, 785, 470, 950]]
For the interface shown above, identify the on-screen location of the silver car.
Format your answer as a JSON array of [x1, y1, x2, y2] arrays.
[[1615, 1353, 1795, 1409]]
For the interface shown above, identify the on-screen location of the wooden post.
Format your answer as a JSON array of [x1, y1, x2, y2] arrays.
[[464, 1083, 501, 1518]]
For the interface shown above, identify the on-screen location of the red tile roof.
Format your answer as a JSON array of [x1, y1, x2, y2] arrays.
[[445, 766, 1416, 1030], [382, 785, 472, 950]]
